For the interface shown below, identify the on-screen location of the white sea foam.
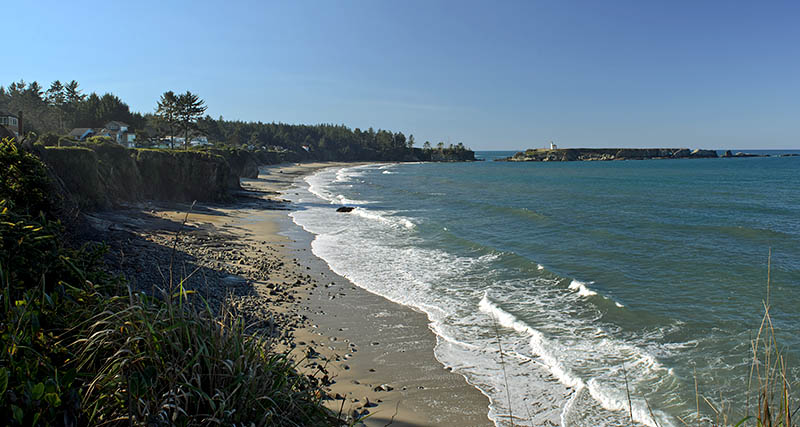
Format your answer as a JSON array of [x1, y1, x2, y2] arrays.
[[479, 294, 674, 427], [569, 279, 598, 297], [305, 167, 373, 205], [537, 264, 545, 270], [351, 207, 415, 229]]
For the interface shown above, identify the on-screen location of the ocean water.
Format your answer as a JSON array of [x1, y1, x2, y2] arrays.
[[285, 152, 800, 426]]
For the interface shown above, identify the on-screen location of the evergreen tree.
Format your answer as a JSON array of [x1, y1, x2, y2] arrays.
[[175, 91, 207, 148], [156, 91, 178, 148]]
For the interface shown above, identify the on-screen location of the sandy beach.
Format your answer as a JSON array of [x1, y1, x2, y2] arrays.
[[86, 162, 492, 426]]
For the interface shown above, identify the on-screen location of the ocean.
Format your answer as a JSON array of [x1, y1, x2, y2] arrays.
[[285, 151, 800, 426]]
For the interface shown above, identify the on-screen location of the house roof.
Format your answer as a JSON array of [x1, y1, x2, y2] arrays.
[[0, 111, 17, 118], [0, 126, 16, 139], [68, 128, 94, 137]]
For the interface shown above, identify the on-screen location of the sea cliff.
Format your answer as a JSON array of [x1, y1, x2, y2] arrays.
[[502, 147, 718, 162], [37, 142, 295, 209]]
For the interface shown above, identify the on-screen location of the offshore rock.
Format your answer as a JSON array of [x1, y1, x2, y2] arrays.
[[502, 147, 719, 162], [336, 206, 355, 213]]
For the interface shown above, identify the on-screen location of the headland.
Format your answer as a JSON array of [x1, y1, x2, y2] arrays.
[[501, 147, 718, 161]]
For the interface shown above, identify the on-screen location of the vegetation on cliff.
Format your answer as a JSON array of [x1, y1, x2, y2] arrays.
[[0, 138, 335, 425]]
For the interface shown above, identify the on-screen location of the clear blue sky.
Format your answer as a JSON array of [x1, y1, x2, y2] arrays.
[[6, 0, 799, 149]]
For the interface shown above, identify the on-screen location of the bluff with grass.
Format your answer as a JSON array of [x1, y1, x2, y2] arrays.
[[36, 140, 290, 209]]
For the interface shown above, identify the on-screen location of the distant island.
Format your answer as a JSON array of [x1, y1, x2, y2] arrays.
[[500, 147, 718, 162]]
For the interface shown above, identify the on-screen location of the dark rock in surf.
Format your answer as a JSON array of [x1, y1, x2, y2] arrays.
[[336, 206, 355, 213]]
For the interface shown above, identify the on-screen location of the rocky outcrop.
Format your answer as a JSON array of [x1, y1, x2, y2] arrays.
[[417, 148, 476, 162], [336, 206, 355, 213], [502, 148, 719, 162]]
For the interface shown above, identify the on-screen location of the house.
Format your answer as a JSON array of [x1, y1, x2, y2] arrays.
[[189, 136, 210, 147], [105, 121, 128, 133], [68, 121, 136, 147], [96, 121, 136, 147], [160, 135, 210, 147], [0, 111, 20, 138], [549, 141, 558, 150], [68, 128, 95, 141]]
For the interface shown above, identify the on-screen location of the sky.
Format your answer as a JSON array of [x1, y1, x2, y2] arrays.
[[5, 0, 800, 150]]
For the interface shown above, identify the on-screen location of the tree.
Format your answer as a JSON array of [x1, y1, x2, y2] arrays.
[[156, 91, 178, 148], [174, 91, 207, 149], [423, 141, 431, 150], [437, 142, 445, 150], [46, 81, 65, 106], [407, 134, 415, 149], [46, 81, 66, 131], [63, 80, 85, 128], [64, 80, 85, 104]]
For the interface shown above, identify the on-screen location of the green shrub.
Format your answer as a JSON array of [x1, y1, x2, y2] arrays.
[[0, 202, 111, 426], [0, 138, 50, 215], [38, 133, 60, 147], [57, 137, 76, 147], [85, 136, 114, 145], [0, 141, 335, 425]]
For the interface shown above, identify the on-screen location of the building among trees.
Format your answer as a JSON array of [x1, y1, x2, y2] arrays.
[[67, 121, 136, 147], [0, 111, 20, 137]]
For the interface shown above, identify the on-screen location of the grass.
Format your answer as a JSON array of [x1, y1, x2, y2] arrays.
[[685, 250, 796, 427], [74, 283, 332, 425]]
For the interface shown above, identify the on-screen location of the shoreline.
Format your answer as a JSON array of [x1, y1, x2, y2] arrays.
[[260, 163, 493, 426], [90, 162, 492, 426]]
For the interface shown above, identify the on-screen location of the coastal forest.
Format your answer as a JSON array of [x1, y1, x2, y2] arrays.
[[0, 79, 473, 162]]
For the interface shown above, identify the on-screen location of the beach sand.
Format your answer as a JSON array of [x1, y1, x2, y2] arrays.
[[88, 162, 492, 426]]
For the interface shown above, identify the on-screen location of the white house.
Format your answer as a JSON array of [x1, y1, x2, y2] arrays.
[[0, 111, 19, 137], [69, 121, 136, 147], [162, 135, 210, 147], [550, 141, 558, 150]]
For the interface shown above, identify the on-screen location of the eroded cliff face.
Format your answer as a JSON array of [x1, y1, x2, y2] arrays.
[[505, 148, 718, 162], [40, 142, 256, 209], [134, 149, 236, 202]]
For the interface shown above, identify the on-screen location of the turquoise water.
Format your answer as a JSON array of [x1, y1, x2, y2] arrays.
[[287, 153, 800, 426]]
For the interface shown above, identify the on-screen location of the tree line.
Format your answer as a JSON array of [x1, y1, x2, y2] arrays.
[[0, 80, 144, 133], [0, 79, 472, 161]]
